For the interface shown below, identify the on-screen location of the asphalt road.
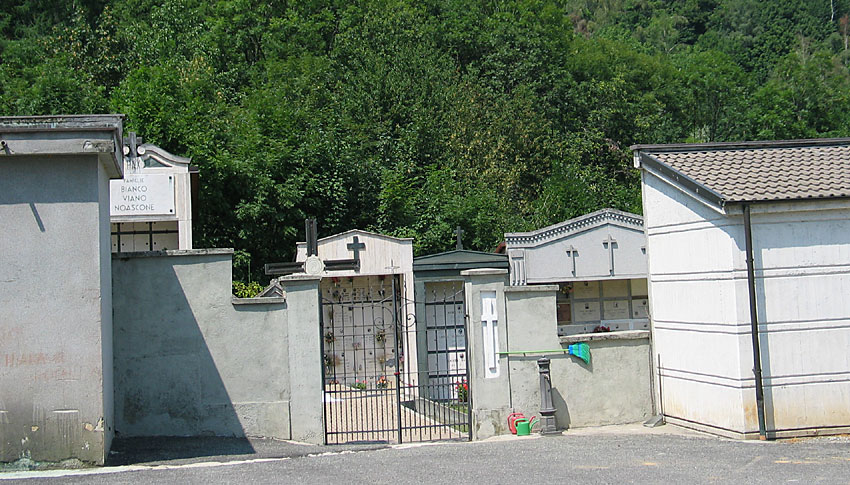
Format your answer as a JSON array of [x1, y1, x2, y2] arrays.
[[4, 425, 850, 484]]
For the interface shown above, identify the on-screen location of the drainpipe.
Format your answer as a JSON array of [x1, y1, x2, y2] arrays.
[[743, 203, 767, 440]]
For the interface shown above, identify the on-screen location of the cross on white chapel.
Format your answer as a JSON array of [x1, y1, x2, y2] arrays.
[[565, 245, 578, 276], [603, 234, 617, 275], [347, 236, 366, 261]]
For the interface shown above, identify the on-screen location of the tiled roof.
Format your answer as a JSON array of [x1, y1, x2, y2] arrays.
[[632, 139, 850, 206]]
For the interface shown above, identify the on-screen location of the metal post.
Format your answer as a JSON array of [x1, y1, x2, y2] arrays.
[[318, 285, 329, 445], [393, 274, 404, 444], [537, 358, 558, 434], [744, 203, 768, 440]]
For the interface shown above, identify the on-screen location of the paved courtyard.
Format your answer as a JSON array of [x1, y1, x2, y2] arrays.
[[3, 424, 850, 483]]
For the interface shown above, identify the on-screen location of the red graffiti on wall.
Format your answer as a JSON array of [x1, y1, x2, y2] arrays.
[[1, 352, 66, 368]]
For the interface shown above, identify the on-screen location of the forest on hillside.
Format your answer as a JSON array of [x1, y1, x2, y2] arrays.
[[3, 0, 850, 282]]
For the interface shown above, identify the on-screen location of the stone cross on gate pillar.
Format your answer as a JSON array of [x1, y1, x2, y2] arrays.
[[347, 236, 366, 261], [603, 234, 617, 275], [123, 131, 142, 157], [305, 218, 318, 256], [455, 226, 464, 250], [122, 132, 144, 173], [565, 245, 578, 277]]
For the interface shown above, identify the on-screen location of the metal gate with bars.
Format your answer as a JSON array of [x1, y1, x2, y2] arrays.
[[320, 275, 471, 444]]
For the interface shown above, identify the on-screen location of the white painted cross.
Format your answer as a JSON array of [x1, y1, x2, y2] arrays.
[[603, 234, 617, 275], [565, 245, 579, 277]]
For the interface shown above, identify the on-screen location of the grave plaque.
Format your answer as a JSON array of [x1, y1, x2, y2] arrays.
[[603, 300, 630, 320], [631, 279, 648, 298], [574, 301, 601, 322], [110, 173, 176, 216], [602, 280, 629, 298], [632, 298, 649, 318], [573, 281, 599, 299], [557, 303, 571, 324]]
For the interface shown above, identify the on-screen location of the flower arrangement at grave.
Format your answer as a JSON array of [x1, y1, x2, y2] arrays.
[[375, 329, 386, 344], [376, 376, 389, 389], [324, 353, 340, 370], [456, 379, 468, 402], [353, 380, 367, 390], [593, 325, 611, 333], [324, 331, 336, 344]]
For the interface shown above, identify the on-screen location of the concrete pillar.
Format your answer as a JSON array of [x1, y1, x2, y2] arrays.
[[280, 274, 324, 444], [461, 269, 511, 439], [0, 115, 124, 465]]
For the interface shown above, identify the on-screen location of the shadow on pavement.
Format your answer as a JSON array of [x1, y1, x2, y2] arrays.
[[106, 436, 388, 467]]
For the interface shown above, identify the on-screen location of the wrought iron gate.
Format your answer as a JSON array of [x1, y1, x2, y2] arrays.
[[321, 276, 471, 444]]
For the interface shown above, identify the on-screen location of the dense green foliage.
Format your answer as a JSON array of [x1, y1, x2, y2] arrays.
[[4, 0, 850, 282], [232, 280, 264, 298]]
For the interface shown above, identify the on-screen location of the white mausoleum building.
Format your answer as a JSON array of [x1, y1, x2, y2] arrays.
[[110, 134, 196, 251], [634, 138, 850, 439], [504, 209, 649, 335], [294, 230, 416, 389]]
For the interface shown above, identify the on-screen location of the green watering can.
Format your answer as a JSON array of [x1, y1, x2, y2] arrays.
[[515, 417, 538, 436]]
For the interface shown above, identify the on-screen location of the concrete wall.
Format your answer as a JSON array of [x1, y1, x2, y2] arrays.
[[112, 250, 322, 443], [98, 158, 115, 457], [463, 271, 652, 439], [643, 167, 850, 438], [463, 270, 512, 439], [641, 169, 750, 436], [1, 157, 112, 464], [748, 203, 850, 436], [1, 115, 122, 465], [505, 286, 653, 429]]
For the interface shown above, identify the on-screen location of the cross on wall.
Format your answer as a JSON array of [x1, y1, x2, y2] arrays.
[[565, 245, 578, 276], [264, 219, 362, 276], [603, 234, 618, 275], [124, 132, 143, 158], [347, 236, 366, 261], [123, 132, 144, 172], [305, 218, 318, 256]]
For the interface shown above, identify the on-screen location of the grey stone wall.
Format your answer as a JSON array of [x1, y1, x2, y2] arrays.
[[112, 250, 301, 440]]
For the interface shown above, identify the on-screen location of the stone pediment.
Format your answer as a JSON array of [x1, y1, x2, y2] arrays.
[[134, 144, 192, 170], [505, 209, 643, 248]]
